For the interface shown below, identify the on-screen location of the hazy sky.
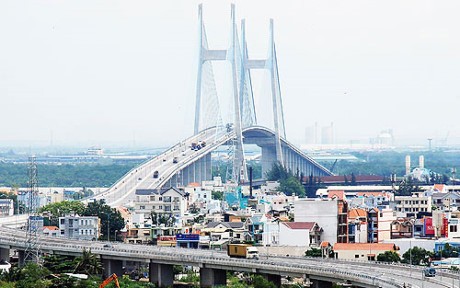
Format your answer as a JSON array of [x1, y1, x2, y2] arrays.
[[1, 0, 459, 149]]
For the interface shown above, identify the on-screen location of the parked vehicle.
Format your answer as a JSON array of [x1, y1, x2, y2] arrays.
[[227, 243, 259, 259]]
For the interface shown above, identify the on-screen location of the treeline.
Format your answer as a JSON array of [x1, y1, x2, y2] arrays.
[[330, 150, 460, 177], [0, 163, 137, 187]]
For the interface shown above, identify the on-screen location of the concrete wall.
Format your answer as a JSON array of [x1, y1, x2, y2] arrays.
[[279, 224, 311, 246], [294, 199, 338, 244]]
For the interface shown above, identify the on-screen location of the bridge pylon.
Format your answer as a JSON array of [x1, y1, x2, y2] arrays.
[[194, 4, 288, 183]]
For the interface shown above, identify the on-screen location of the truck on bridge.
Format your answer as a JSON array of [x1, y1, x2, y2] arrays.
[[227, 243, 259, 259]]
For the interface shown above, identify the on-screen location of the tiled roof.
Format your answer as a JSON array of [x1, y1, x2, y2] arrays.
[[188, 182, 201, 188], [282, 222, 316, 230], [333, 243, 397, 251], [43, 226, 59, 230], [328, 190, 345, 200], [348, 208, 367, 218]]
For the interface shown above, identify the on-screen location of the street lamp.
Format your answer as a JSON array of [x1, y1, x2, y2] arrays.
[[114, 230, 118, 242]]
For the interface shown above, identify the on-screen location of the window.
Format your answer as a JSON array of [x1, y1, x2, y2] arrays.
[[60, 219, 65, 225], [450, 226, 458, 233], [158, 206, 163, 210], [174, 206, 180, 211], [140, 205, 145, 210], [355, 255, 360, 258], [165, 206, 171, 212], [60, 230, 65, 235]]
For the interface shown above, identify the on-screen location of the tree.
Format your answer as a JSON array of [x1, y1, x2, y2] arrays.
[[252, 274, 276, 288], [39, 201, 86, 226], [278, 176, 305, 197], [397, 177, 419, 196], [265, 162, 289, 181], [83, 200, 125, 240], [305, 248, 322, 257], [402, 247, 434, 265], [376, 251, 401, 262], [73, 248, 103, 276]]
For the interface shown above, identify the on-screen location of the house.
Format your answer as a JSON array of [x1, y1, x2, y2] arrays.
[[58, 215, 100, 241], [201, 222, 246, 249], [279, 222, 322, 247], [134, 187, 188, 221], [43, 226, 59, 237], [295, 198, 348, 244], [333, 243, 399, 261]]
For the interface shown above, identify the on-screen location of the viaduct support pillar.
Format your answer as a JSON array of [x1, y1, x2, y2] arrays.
[[149, 261, 174, 288], [262, 274, 281, 287], [312, 279, 333, 288], [18, 250, 25, 267], [200, 267, 226, 287], [101, 258, 124, 278], [0, 247, 10, 262]]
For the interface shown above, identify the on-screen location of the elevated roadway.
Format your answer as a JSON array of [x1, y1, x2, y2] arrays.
[[0, 224, 459, 288], [85, 126, 331, 207]]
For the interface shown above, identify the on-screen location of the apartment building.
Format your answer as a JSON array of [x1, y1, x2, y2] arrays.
[[59, 215, 100, 240], [134, 187, 187, 220]]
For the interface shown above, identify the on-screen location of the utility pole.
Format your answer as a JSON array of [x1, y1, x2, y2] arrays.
[[23, 155, 40, 265]]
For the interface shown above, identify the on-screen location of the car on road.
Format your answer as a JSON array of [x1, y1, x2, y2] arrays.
[[153, 171, 159, 178], [424, 267, 436, 277]]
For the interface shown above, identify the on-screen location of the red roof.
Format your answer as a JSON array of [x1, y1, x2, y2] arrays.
[[187, 182, 200, 188], [43, 226, 59, 231], [328, 190, 345, 200], [282, 222, 316, 230]]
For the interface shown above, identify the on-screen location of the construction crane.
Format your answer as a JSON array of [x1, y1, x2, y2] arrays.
[[99, 273, 120, 288], [330, 159, 338, 174]]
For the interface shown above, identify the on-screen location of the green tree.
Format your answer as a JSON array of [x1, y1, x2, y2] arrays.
[[83, 200, 125, 240], [39, 201, 86, 226], [376, 251, 401, 262], [73, 248, 103, 276], [252, 274, 276, 288], [265, 162, 290, 181], [212, 191, 223, 201], [278, 176, 305, 197], [305, 248, 323, 257], [43, 254, 77, 274], [397, 177, 419, 196], [402, 247, 434, 265]]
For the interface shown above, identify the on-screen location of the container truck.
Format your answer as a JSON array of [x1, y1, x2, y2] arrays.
[[227, 244, 259, 259]]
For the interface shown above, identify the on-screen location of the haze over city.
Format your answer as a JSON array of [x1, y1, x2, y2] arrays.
[[1, 0, 459, 149]]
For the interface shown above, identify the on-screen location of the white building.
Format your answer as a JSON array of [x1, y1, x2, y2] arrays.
[[59, 215, 100, 241], [394, 192, 432, 216], [134, 187, 188, 221], [295, 198, 346, 244], [279, 222, 322, 247], [43, 226, 60, 237], [0, 199, 14, 217]]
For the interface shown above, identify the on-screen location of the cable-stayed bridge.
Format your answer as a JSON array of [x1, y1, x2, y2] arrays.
[[86, 5, 332, 207]]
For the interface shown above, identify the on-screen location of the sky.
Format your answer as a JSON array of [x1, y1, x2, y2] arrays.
[[1, 0, 460, 150]]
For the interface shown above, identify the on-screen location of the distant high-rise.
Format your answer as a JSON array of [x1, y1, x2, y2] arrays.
[[419, 155, 425, 169], [321, 122, 334, 145], [405, 155, 411, 176], [305, 122, 318, 145]]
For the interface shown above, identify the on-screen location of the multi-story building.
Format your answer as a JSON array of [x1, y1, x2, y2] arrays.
[[58, 215, 100, 241], [394, 192, 432, 216], [0, 199, 14, 217], [134, 187, 187, 221], [295, 198, 348, 244]]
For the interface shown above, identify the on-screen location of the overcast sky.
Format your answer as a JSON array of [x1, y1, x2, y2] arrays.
[[1, 0, 459, 149]]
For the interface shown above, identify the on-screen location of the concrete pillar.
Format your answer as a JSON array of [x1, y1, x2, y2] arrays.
[[200, 267, 226, 288], [0, 247, 10, 262], [312, 279, 333, 288], [261, 146, 277, 177], [18, 250, 25, 267], [149, 261, 174, 288], [101, 258, 124, 278], [263, 274, 281, 288]]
